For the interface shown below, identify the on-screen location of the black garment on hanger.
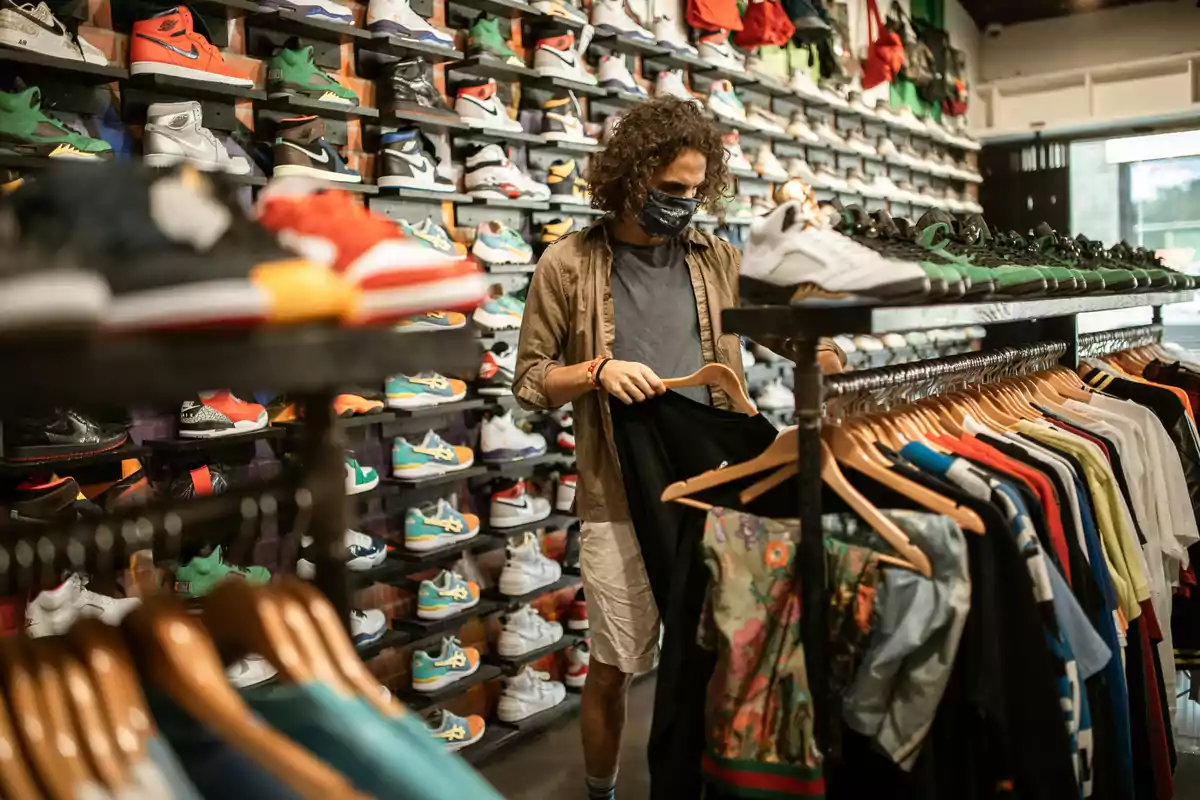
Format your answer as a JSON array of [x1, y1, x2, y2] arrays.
[[607, 390, 779, 799]]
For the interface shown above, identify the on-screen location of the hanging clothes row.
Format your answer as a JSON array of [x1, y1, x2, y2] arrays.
[[624, 327, 1200, 800], [0, 575, 502, 800]]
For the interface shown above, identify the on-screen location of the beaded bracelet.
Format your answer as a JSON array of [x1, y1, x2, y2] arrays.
[[586, 355, 608, 387]]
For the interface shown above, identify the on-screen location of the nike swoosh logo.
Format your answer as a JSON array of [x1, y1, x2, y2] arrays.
[[280, 140, 330, 163], [5, 1, 64, 35], [136, 33, 199, 59], [463, 95, 500, 116], [495, 498, 530, 509], [385, 149, 434, 173], [540, 47, 577, 66]]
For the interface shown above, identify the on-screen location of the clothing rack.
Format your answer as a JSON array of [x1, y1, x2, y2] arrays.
[[722, 294, 1194, 754], [1077, 324, 1164, 359]]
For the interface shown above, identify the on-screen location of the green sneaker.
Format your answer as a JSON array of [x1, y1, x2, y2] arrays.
[[467, 16, 521, 65], [173, 546, 270, 598], [268, 43, 359, 106], [0, 86, 112, 159], [911, 219, 997, 298]]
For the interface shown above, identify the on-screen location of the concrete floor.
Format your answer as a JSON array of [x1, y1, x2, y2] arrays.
[[480, 676, 655, 799]]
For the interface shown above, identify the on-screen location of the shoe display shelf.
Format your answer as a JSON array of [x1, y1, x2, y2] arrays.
[[128, 73, 267, 103], [588, 32, 669, 58], [645, 49, 709, 71], [450, 0, 535, 17], [484, 511, 575, 538], [455, 127, 547, 147], [397, 663, 504, 710], [0, 442, 151, 475], [375, 186, 477, 203], [449, 55, 541, 82], [385, 466, 491, 488], [482, 261, 539, 273], [247, 7, 371, 41], [380, 108, 472, 131], [526, 74, 607, 97], [276, 411, 397, 431], [483, 573, 580, 606], [189, 0, 266, 13], [532, 139, 602, 156], [358, 34, 463, 62], [471, 196, 550, 211], [143, 426, 287, 454], [485, 631, 581, 669], [501, 690, 581, 731], [256, 93, 381, 120], [388, 397, 492, 418], [0, 45, 127, 82], [393, 596, 504, 638], [356, 626, 410, 660], [349, 534, 505, 590], [460, 723, 524, 766], [721, 289, 1195, 755], [477, 452, 574, 479]]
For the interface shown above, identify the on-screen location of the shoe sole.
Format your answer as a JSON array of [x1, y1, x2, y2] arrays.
[[541, 131, 599, 145], [497, 631, 563, 659], [533, 65, 598, 85], [483, 445, 548, 463], [565, 672, 587, 688], [271, 164, 362, 182], [131, 60, 254, 88], [497, 696, 563, 723], [143, 151, 252, 175], [356, 273, 489, 323], [416, 596, 480, 620], [499, 568, 561, 596], [264, 0, 354, 23], [377, 174, 456, 190], [393, 458, 474, 479], [179, 414, 269, 438], [405, 530, 478, 552], [353, 627, 387, 647], [4, 433, 128, 461], [473, 309, 522, 330], [346, 473, 380, 495], [386, 387, 468, 409], [0, 269, 108, 334], [460, 115, 524, 134], [413, 659, 480, 691], [268, 89, 356, 106], [567, 619, 589, 631], [473, 240, 532, 265], [489, 507, 551, 528]]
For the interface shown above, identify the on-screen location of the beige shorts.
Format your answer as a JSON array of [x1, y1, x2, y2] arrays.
[[579, 520, 661, 674]]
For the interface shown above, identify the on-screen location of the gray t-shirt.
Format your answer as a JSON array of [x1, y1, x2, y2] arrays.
[[610, 238, 709, 405]]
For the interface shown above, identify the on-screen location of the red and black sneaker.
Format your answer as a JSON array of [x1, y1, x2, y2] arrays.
[[565, 638, 589, 688], [567, 587, 588, 631], [179, 390, 269, 438]]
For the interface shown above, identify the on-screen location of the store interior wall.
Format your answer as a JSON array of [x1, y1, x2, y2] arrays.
[[1069, 139, 1121, 243]]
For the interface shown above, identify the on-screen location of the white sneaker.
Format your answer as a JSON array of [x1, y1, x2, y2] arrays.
[[298, 529, 387, 575], [532, 30, 595, 85], [143, 101, 250, 175], [366, 0, 455, 47], [499, 531, 563, 595], [845, 131, 876, 157], [491, 478, 552, 527], [814, 122, 845, 150], [741, 339, 756, 370], [707, 79, 745, 121], [653, 15, 697, 56], [746, 104, 786, 135], [455, 79, 522, 132], [564, 639, 590, 688], [722, 131, 753, 172], [0, 1, 108, 64], [655, 69, 697, 105], [814, 164, 846, 192], [464, 144, 551, 200], [590, 0, 653, 40], [697, 30, 743, 72], [226, 654, 277, 688], [498, 666, 567, 722], [876, 137, 899, 161], [785, 157, 818, 185], [481, 412, 548, 463], [845, 168, 871, 195], [597, 54, 645, 96], [786, 112, 820, 144], [26, 574, 140, 637], [789, 69, 824, 101], [540, 96, 596, 143], [350, 608, 387, 647], [742, 201, 931, 300], [555, 473, 577, 512], [497, 605, 563, 658], [753, 145, 788, 182], [756, 380, 794, 412]]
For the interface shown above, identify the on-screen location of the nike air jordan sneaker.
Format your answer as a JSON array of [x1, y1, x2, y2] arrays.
[[490, 479, 552, 527], [179, 390, 268, 437], [26, 574, 139, 637], [540, 94, 596, 144], [464, 143, 551, 200], [598, 53, 645, 96], [653, 14, 697, 56], [478, 341, 517, 395], [590, 0, 653, 40], [654, 69, 696, 104], [455, 79, 522, 132], [532, 31, 595, 85], [383, 57, 457, 119], [143, 100, 251, 174], [547, 158, 589, 205], [268, 41, 358, 105], [376, 129, 454, 191], [271, 115, 361, 182], [498, 531, 561, 595], [130, 7, 253, 87], [481, 411, 547, 463], [367, 0, 455, 47], [0, 86, 112, 159], [260, 0, 353, 23], [467, 14, 521, 65], [0, 0, 108, 64], [698, 29, 744, 73]]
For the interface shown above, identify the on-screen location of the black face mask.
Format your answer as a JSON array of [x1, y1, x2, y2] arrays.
[[638, 189, 699, 238]]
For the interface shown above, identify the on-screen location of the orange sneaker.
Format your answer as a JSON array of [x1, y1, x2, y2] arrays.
[[179, 390, 269, 438], [130, 7, 254, 88], [334, 392, 385, 417], [397, 311, 468, 331], [255, 185, 488, 324]]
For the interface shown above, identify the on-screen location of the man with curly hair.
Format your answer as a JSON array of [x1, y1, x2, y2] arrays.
[[513, 96, 837, 798]]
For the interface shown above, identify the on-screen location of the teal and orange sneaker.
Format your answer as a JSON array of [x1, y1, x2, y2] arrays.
[[425, 709, 487, 752], [417, 569, 480, 619], [412, 636, 481, 692], [174, 546, 270, 597], [392, 430, 475, 479], [397, 311, 468, 331], [402, 218, 466, 259], [385, 372, 467, 410], [405, 499, 480, 552]]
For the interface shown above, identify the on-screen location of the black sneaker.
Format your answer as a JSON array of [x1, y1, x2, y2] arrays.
[[383, 58, 458, 119], [271, 115, 361, 183], [376, 128, 455, 192], [2, 410, 127, 461], [170, 465, 229, 500], [547, 158, 588, 205]]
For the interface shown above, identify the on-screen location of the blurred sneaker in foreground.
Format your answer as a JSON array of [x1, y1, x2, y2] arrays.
[[397, 311, 467, 331]]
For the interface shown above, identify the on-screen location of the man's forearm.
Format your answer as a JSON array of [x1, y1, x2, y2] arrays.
[[545, 361, 596, 407]]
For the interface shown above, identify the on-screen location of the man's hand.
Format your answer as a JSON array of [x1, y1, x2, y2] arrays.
[[599, 360, 666, 404]]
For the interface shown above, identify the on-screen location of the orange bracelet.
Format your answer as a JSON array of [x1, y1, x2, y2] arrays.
[[586, 355, 608, 387]]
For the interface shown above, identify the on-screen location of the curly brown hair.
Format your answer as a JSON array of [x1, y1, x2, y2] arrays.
[[586, 96, 730, 219]]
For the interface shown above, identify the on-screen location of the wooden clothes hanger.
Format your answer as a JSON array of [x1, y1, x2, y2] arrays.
[[0, 640, 42, 800], [660, 425, 797, 507], [662, 363, 758, 416], [66, 618, 152, 766]]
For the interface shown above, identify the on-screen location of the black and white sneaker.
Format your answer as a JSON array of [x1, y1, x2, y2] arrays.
[[376, 128, 454, 191], [271, 115, 361, 183], [478, 341, 516, 395], [464, 143, 551, 201], [178, 391, 270, 438], [0, 0, 109, 64], [539, 94, 596, 144]]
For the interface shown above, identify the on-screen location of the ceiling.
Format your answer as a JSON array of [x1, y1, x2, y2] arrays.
[[958, 0, 1155, 27]]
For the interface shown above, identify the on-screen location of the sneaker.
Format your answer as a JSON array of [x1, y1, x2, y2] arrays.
[[499, 531, 562, 595], [174, 546, 270, 597], [557, 430, 575, 452], [753, 144, 787, 182], [143, 100, 249, 174], [653, 14, 697, 56], [814, 121, 846, 150], [845, 130, 875, 157], [498, 604, 563, 658], [405, 498, 480, 551], [385, 371, 467, 409], [417, 572, 480, 620], [563, 519, 580, 567], [875, 136, 899, 161], [473, 296, 523, 329], [455, 79, 522, 132], [722, 130, 752, 172], [397, 310, 468, 330], [255, 184, 486, 321], [26, 574, 139, 637], [785, 157, 818, 185], [268, 41, 358, 105], [271, 115, 360, 182], [481, 412, 548, 463], [556, 473, 577, 512], [743, 200, 931, 301], [532, 0, 587, 23], [350, 608, 387, 647], [376, 129, 455, 191], [402, 218, 465, 258], [1, 412, 126, 461], [532, 31, 595, 85], [426, 709, 486, 752], [345, 454, 380, 494], [226, 654, 277, 688], [334, 391, 389, 419], [707, 79, 745, 121], [0, 86, 112, 159], [845, 167, 871, 195], [755, 379, 794, 410], [478, 341, 517, 395], [538, 217, 575, 244], [746, 104, 786, 135], [547, 158, 590, 205], [813, 163, 846, 192], [654, 69, 695, 103], [130, 7, 253, 87], [490, 478, 552, 527], [590, 0, 653, 40], [567, 587, 588, 630], [0, 0, 107, 63], [698, 29, 743, 72], [297, 529, 387, 576], [472, 220, 533, 264], [564, 639, 589, 687], [412, 636, 481, 690], [789, 68, 824, 101], [383, 57, 458, 119], [179, 390, 268, 438], [598, 54, 645, 96], [392, 430, 475, 478], [366, 0, 455, 47], [261, 0, 353, 23], [540, 94, 595, 143], [498, 666, 566, 722], [464, 143, 551, 200], [467, 14, 521, 65]]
